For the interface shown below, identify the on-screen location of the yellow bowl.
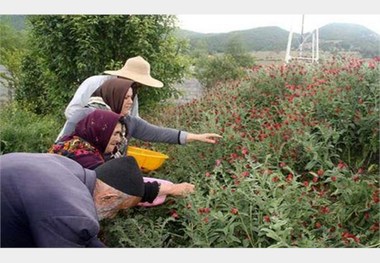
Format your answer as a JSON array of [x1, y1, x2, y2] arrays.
[[126, 146, 169, 172]]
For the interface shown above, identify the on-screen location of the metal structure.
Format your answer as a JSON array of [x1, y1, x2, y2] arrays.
[[285, 15, 319, 64]]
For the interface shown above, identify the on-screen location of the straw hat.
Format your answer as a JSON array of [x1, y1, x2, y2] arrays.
[[104, 56, 163, 88]]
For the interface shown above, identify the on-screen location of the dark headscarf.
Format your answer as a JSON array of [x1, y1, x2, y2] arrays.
[[92, 78, 135, 114], [73, 109, 122, 153]]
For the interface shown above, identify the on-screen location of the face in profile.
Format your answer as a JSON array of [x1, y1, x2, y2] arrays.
[[121, 88, 134, 116], [94, 180, 142, 220], [105, 123, 122, 154]]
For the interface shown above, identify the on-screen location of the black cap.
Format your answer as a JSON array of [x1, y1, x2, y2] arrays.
[[95, 156, 144, 197]]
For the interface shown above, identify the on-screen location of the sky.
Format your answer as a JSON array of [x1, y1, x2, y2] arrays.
[[1, 0, 379, 36], [177, 15, 380, 35]]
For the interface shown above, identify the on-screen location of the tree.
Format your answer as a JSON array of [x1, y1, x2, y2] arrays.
[[17, 15, 190, 115], [225, 35, 255, 68], [193, 36, 256, 89]]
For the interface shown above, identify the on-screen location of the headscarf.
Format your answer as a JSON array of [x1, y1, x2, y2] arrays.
[[92, 78, 135, 114], [73, 109, 123, 153], [49, 109, 125, 169]]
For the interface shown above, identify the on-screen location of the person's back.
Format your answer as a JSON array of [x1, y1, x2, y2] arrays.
[[56, 74, 139, 141], [0, 153, 101, 247], [65, 75, 115, 119]]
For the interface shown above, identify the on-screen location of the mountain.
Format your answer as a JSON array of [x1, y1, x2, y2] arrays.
[[318, 23, 380, 57], [177, 23, 380, 58], [2, 16, 379, 58]]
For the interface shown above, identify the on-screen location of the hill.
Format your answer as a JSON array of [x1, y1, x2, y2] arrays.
[[2, 16, 379, 58], [177, 23, 380, 58]]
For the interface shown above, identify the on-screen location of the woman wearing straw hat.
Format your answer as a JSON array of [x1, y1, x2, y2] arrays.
[[56, 56, 162, 141], [64, 55, 162, 121]]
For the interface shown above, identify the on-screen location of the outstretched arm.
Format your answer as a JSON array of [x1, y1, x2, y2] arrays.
[[127, 116, 223, 145], [159, 182, 195, 197], [185, 133, 223, 144]]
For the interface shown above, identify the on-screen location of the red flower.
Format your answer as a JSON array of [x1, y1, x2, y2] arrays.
[[198, 207, 211, 214], [370, 223, 379, 232], [286, 173, 293, 182], [320, 206, 330, 214], [272, 176, 279, 183], [279, 162, 286, 168], [170, 210, 179, 219], [337, 161, 347, 169], [303, 181, 309, 187], [205, 172, 211, 177], [364, 212, 370, 220], [230, 208, 239, 215], [372, 190, 379, 203], [317, 169, 324, 177], [342, 232, 360, 243], [331, 176, 337, 182], [315, 222, 322, 229], [263, 215, 271, 223], [241, 171, 250, 177], [230, 153, 239, 160], [241, 147, 249, 155]]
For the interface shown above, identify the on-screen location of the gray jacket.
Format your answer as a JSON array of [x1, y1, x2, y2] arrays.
[[0, 153, 103, 247], [56, 107, 188, 146]]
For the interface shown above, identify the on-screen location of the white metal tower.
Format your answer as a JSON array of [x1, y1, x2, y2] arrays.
[[285, 15, 319, 64]]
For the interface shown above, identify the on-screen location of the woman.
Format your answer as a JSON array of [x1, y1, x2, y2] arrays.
[[49, 109, 194, 204], [50, 109, 124, 169], [56, 78, 222, 158]]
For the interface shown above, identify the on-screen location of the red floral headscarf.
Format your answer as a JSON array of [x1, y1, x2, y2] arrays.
[[73, 109, 122, 153]]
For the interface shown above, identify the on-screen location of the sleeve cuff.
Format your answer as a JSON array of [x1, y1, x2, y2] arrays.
[[141, 182, 160, 203], [179, 131, 188, 145]]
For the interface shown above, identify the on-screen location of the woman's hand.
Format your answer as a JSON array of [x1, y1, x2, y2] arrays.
[[186, 133, 222, 144]]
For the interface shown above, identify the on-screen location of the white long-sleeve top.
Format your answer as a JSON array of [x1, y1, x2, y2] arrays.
[[64, 75, 139, 119], [56, 75, 140, 141]]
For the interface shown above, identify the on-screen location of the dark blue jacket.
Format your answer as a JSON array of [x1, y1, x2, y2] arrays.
[[0, 153, 105, 247]]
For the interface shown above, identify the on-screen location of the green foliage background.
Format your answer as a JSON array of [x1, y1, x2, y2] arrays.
[[15, 15, 190, 115]]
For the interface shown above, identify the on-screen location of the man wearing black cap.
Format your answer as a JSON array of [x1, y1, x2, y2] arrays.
[[0, 153, 194, 248]]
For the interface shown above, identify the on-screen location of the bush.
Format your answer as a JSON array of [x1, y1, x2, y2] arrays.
[[194, 54, 247, 88], [102, 57, 379, 248], [0, 102, 61, 154]]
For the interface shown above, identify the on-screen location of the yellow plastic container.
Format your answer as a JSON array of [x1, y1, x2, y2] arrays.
[[127, 146, 169, 172]]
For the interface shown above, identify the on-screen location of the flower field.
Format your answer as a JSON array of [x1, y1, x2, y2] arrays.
[[101, 57, 380, 248]]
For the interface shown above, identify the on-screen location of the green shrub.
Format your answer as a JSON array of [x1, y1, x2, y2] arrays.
[[0, 102, 61, 154], [194, 54, 247, 88], [16, 15, 190, 115], [103, 57, 379, 248]]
